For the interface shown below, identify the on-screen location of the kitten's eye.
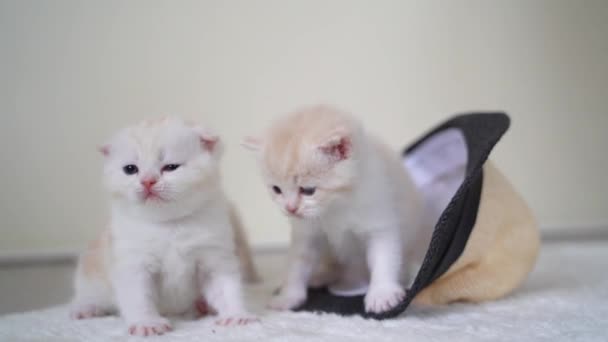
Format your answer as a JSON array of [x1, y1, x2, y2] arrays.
[[300, 187, 316, 196], [123, 164, 138, 175], [272, 185, 282, 194], [162, 164, 181, 172]]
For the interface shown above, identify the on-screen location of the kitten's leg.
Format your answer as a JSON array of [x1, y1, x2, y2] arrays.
[[70, 265, 114, 319], [113, 265, 172, 336], [364, 230, 406, 313], [200, 259, 258, 326], [70, 236, 115, 319], [269, 230, 322, 310]]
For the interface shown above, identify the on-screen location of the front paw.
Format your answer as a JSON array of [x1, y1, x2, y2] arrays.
[[215, 313, 259, 326], [128, 317, 172, 337], [364, 283, 405, 313], [195, 297, 213, 318], [267, 288, 306, 311]]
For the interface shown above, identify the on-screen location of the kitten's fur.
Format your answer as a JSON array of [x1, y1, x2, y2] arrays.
[[71, 117, 258, 336], [244, 105, 422, 313]]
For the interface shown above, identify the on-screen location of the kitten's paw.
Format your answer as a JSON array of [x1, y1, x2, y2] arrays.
[[364, 283, 405, 313], [128, 317, 172, 337], [267, 289, 306, 311], [195, 297, 211, 317], [69, 304, 108, 320], [215, 314, 259, 326]]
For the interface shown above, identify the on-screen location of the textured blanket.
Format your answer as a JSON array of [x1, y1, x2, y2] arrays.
[[0, 242, 606, 342]]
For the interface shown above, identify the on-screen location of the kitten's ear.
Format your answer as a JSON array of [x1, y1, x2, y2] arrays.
[[241, 136, 262, 152], [98, 145, 110, 157], [319, 134, 352, 161], [192, 126, 220, 153], [200, 133, 219, 152]]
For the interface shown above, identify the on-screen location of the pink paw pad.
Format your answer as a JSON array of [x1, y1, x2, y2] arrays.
[[128, 323, 172, 337], [215, 316, 259, 326], [195, 298, 210, 317]]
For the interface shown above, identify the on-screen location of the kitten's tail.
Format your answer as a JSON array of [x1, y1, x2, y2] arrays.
[[229, 204, 260, 283]]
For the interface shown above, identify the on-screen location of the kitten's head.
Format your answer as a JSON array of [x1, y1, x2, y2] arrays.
[[101, 117, 222, 221], [244, 105, 362, 219]]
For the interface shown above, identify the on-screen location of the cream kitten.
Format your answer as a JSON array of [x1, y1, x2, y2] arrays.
[[70, 117, 258, 337], [244, 105, 422, 313]]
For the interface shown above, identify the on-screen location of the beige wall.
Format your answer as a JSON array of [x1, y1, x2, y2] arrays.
[[1, 0, 607, 253]]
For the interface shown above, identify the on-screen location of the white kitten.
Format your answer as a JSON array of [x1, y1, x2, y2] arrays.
[[244, 105, 422, 313], [70, 117, 257, 337]]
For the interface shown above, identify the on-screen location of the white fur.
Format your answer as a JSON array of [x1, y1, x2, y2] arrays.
[[71, 118, 255, 336], [250, 109, 422, 314]]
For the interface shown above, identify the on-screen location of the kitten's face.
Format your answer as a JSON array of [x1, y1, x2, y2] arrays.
[[246, 106, 359, 219], [102, 117, 220, 220], [261, 151, 354, 219]]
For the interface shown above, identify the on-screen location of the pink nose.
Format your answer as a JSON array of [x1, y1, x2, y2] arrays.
[[286, 204, 298, 214], [141, 178, 157, 190]]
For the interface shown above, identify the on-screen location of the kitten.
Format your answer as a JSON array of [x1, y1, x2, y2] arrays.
[[243, 105, 422, 313], [70, 117, 258, 337]]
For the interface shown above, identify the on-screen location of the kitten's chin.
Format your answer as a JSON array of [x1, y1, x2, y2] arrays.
[[287, 213, 305, 220], [139, 192, 167, 203], [115, 195, 206, 222], [287, 211, 319, 220]]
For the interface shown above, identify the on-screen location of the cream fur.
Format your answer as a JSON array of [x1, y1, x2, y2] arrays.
[[245, 105, 422, 313], [70, 117, 257, 337]]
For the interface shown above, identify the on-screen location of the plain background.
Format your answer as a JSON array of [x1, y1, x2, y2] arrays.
[[1, 0, 607, 253]]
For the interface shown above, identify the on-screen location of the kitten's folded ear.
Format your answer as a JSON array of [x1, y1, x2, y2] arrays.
[[318, 133, 352, 161], [241, 136, 262, 152], [200, 133, 220, 153], [191, 126, 222, 154]]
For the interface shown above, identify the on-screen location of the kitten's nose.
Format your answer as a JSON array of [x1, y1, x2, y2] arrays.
[[141, 178, 157, 190], [286, 204, 298, 214]]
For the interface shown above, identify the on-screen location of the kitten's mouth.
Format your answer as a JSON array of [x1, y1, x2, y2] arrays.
[[287, 212, 305, 219], [142, 190, 164, 202]]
